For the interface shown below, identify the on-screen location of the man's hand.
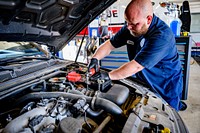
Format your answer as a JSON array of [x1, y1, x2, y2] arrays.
[[90, 71, 110, 81], [88, 58, 99, 72]]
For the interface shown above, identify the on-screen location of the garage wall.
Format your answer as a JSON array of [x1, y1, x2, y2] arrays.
[[190, 13, 200, 47]]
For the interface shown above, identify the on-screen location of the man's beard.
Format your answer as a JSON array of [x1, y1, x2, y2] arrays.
[[130, 31, 141, 37], [129, 25, 148, 37]]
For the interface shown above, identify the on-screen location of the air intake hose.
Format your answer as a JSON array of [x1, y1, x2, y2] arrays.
[[15, 92, 122, 115]]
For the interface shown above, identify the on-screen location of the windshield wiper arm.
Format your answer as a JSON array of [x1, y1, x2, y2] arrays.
[[23, 56, 51, 60], [0, 56, 24, 65], [0, 56, 51, 65], [0, 66, 15, 74]]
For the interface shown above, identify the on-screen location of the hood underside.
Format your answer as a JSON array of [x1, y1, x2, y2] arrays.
[[0, 0, 116, 52]]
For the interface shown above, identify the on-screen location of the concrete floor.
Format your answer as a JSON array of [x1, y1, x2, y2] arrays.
[[179, 58, 200, 133]]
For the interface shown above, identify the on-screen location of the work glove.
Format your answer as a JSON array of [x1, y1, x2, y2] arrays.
[[88, 58, 99, 73], [90, 71, 110, 81]]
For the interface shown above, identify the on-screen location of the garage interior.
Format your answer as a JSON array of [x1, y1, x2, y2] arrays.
[[0, 0, 199, 132]]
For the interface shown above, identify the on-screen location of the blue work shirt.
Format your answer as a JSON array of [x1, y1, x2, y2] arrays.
[[110, 14, 183, 110]]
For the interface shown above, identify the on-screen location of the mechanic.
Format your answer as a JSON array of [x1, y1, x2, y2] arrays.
[[88, 0, 187, 111]]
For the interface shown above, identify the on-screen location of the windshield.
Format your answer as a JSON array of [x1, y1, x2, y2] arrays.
[[0, 42, 46, 59]]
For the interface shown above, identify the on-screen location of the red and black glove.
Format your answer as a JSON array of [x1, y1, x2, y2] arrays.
[[88, 58, 99, 73], [90, 71, 110, 81]]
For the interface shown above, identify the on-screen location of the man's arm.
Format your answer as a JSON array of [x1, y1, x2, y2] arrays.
[[91, 39, 144, 80], [92, 40, 115, 60], [109, 60, 144, 80]]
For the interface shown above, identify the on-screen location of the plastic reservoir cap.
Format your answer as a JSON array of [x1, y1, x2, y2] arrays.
[[66, 71, 81, 82]]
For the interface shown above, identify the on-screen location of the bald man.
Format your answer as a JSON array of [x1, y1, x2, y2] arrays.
[[88, 0, 186, 111]]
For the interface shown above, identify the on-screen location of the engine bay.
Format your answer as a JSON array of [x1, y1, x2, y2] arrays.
[[0, 60, 185, 133]]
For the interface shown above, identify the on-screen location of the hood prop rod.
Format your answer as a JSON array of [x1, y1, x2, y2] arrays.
[[74, 28, 88, 63]]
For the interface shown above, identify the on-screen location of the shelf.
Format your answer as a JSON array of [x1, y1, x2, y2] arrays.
[[175, 36, 192, 100]]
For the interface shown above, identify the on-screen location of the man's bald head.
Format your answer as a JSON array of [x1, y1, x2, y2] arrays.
[[125, 0, 153, 20], [124, 0, 153, 37]]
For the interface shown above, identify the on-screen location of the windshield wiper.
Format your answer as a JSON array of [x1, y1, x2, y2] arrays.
[[22, 56, 51, 60], [0, 56, 24, 65], [0, 56, 51, 65], [0, 66, 15, 72]]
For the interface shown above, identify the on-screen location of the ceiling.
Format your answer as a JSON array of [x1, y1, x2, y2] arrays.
[[119, 0, 200, 14], [167, 0, 200, 13]]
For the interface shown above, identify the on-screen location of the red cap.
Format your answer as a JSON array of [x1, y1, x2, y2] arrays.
[[66, 71, 81, 82]]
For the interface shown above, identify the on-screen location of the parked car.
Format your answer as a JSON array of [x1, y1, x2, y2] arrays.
[[0, 0, 188, 133]]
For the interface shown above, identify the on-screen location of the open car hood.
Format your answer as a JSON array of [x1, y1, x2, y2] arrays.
[[0, 0, 116, 52]]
